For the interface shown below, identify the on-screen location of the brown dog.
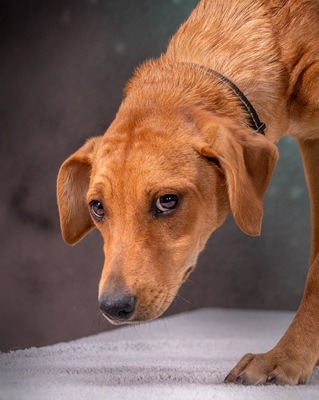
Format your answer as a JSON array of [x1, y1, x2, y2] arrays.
[[57, 0, 319, 386]]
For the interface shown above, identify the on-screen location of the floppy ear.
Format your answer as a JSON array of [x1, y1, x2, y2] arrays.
[[197, 120, 278, 236], [57, 136, 103, 245]]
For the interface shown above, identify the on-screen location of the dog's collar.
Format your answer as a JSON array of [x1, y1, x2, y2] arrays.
[[189, 64, 266, 135]]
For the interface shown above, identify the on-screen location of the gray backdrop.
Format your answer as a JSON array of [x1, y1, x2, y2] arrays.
[[0, 0, 311, 352]]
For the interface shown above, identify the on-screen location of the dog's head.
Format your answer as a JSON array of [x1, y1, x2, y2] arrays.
[[57, 108, 278, 324]]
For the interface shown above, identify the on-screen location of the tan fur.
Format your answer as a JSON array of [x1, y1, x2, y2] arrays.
[[57, 0, 319, 385]]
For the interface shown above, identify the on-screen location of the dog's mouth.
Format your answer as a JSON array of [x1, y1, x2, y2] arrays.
[[101, 313, 137, 326], [100, 309, 164, 326], [182, 265, 195, 282]]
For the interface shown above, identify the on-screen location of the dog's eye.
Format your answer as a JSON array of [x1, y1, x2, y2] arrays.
[[89, 200, 105, 221], [156, 194, 179, 214]]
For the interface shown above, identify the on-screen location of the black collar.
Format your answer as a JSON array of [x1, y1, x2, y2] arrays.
[[191, 65, 266, 135]]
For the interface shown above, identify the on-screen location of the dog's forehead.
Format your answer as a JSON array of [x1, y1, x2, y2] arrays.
[[95, 130, 195, 173], [89, 130, 199, 196]]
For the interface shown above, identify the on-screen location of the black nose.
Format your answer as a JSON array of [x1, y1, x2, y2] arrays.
[[99, 292, 136, 321]]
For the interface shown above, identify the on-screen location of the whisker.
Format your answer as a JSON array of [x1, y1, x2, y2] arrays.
[[176, 294, 191, 304]]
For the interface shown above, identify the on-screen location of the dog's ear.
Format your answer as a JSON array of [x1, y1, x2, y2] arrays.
[[57, 136, 102, 245], [196, 119, 278, 236]]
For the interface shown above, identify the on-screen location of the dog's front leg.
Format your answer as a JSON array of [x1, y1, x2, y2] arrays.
[[225, 138, 319, 385], [225, 251, 319, 385]]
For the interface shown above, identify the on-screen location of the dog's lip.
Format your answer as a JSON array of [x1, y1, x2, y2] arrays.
[[101, 308, 140, 324], [102, 313, 140, 325], [102, 309, 164, 325], [101, 312, 135, 324]]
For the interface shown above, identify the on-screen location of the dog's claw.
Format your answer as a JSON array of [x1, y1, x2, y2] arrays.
[[235, 374, 246, 384], [266, 374, 275, 383]]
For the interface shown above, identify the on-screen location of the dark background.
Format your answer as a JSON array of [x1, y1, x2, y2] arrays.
[[0, 0, 311, 352]]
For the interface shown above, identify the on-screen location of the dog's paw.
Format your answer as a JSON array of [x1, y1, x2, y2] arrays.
[[224, 351, 313, 386]]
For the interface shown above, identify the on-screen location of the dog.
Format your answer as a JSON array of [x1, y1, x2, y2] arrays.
[[57, 0, 319, 386]]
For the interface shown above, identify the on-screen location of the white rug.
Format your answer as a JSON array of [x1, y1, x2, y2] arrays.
[[1, 308, 319, 400]]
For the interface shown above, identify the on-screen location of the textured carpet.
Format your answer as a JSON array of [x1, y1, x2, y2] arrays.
[[1, 308, 319, 400]]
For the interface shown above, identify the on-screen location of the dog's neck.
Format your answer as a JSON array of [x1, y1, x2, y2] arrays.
[[183, 63, 266, 135]]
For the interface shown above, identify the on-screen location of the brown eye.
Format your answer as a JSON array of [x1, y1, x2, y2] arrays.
[[89, 200, 105, 221], [155, 194, 179, 214]]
